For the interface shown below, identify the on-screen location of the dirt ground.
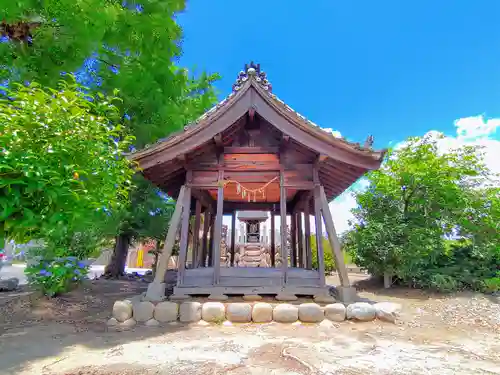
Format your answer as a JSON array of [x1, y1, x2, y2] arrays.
[[0, 274, 499, 375]]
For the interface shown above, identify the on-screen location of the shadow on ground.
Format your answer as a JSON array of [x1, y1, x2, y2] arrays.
[[0, 279, 191, 375]]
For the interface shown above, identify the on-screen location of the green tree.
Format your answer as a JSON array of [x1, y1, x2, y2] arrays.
[[1, 1, 220, 276], [0, 80, 134, 254], [348, 133, 500, 291], [1, 0, 218, 147]]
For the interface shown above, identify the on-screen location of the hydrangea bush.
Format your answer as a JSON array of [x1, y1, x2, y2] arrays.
[[25, 256, 89, 297]]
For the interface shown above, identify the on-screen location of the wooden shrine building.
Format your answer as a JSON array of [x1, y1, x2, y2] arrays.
[[131, 63, 386, 302]]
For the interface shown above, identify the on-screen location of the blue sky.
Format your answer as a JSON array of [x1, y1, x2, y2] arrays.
[[178, 0, 500, 233], [178, 0, 500, 148]]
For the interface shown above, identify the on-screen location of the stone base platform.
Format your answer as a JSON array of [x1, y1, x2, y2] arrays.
[[108, 297, 402, 329]]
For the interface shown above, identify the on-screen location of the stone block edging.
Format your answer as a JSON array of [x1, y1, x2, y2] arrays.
[[109, 300, 401, 328]]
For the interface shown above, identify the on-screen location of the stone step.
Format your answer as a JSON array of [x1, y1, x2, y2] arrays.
[[245, 250, 262, 257], [240, 260, 262, 266], [241, 254, 263, 261]]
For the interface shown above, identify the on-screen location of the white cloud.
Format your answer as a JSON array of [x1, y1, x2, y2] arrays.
[[322, 128, 342, 138], [454, 115, 500, 141]]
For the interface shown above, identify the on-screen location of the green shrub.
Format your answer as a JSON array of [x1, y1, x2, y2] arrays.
[[429, 274, 459, 293], [310, 234, 352, 274], [25, 256, 89, 297], [482, 275, 500, 294]]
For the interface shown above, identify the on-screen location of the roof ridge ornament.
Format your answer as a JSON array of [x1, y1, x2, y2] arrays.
[[232, 61, 272, 93]]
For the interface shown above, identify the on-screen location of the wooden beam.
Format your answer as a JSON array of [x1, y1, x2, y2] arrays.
[[304, 199, 311, 269], [176, 185, 192, 286], [319, 185, 350, 287], [230, 212, 236, 266], [223, 202, 276, 213], [212, 169, 224, 284], [313, 185, 326, 287], [192, 199, 202, 267], [152, 186, 185, 284], [224, 146, 279, 154], [280, 170, 288, 284], [270, 211, 276, 267]]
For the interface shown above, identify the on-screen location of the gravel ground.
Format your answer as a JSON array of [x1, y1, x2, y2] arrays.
[[0, 277, 499, 375]]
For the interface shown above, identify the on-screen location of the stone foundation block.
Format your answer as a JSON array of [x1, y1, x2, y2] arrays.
[[273, 304, 299, 323], [170, 294, 190, 301], [154, 301, 179, 322], [107, 317, 119, 326], [145, 318, 160, 327], [337, 286, 357, 304], [374, 302, 402, 323], [208, 294, 228, 301], [243, 294, 262, 302], [179, 302, 202, 323], [252, 302, 273, 323], [226, 303, 252, 323], [202, 302, 226, 322], [313, 294, 336, 304], [121, 318, 136, 328], [133, 301, 155, 322], [346, 302, 376, 321], [112, 300, 133, 322], [298, 303, 324, 323], [275, 293, 298, 301], [324, 303, 346, 322]]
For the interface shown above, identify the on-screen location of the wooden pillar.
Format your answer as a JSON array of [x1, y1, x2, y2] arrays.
[[230, 211, 236, 266], [191, 198, 202, 268], [297, 211, 304, 268], [177, 185, 192, 286], [152, 186, 185, 284], [290, 211, 297, 267], [208, 210, 215, 266], [270, 211, 276, 267], [201, 210, 210, 267], [313, 186, 326, 287], [319, 185, 350, 287], [212, 170, 224, 284], [304, 200, 311, 269], [279, 170, 288, 283]]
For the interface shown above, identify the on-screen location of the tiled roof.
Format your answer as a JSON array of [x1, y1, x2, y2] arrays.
[[131, 62, 382, 159]]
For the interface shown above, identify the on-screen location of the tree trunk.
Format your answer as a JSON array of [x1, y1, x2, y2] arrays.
[[384, 272, 392, 289], [151, 241, 161, 279], [104, 233, 130, 278]]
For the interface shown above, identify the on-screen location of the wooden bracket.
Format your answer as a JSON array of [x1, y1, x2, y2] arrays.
[[176, 154, 187, 167], [214, 134, 223, 161], [213, 134, 223, 148]]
